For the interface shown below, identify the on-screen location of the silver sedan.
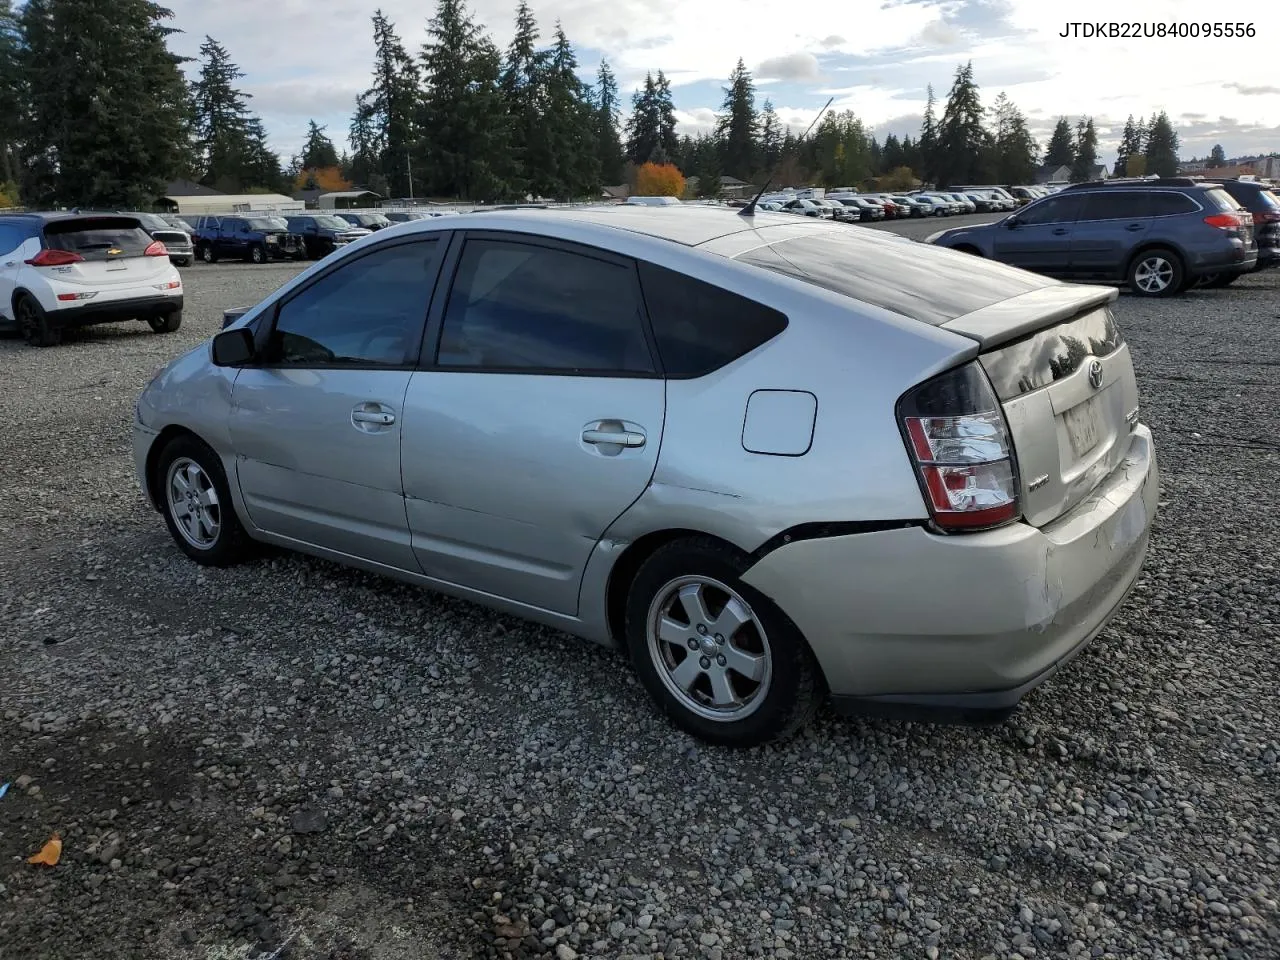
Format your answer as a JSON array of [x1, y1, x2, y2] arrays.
[[133, 206, 1159, 746]]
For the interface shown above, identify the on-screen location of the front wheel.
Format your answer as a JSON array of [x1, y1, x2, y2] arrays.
[[1128, 248, 1186, 297], [148, 311, 182, 334], [624, 538, 823, 747], [155, 434, 254, 567], [249, 244, 267, 264]]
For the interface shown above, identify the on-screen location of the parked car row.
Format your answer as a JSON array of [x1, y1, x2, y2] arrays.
[[926, 176, 1266, 296]]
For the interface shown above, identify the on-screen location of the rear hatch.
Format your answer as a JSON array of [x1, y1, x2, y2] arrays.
[[39, 217, 172, 288], [942, 286, 1139, 527]]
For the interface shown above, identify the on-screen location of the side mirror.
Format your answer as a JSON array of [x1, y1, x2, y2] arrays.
[[1005, 215, 1020, 228], [212, 327, 256, 366]]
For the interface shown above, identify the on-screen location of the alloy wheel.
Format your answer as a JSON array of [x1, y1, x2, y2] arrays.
[[1133, 256, 1174, 293], [646, 575, 772, 722], [165, 457, 221, 549]]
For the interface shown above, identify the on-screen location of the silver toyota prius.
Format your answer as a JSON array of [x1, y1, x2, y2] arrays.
[[133, 206, 1159, 746]]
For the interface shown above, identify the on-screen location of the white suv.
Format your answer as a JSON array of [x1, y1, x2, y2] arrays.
[[0, 213, 184, 347]]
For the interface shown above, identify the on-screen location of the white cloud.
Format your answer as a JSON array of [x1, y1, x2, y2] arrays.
[[164, 0, 1280, 157]]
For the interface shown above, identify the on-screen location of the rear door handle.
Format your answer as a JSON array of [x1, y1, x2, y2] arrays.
[[1051, 227, 1068, 235], [582, 428, 645, 448], [352, 410, 395, 425], [1125, 223, 1144, 231]]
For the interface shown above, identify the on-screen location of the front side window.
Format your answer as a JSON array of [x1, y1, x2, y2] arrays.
[[264, 240, 441, 367], [437, 238, 653, 374]]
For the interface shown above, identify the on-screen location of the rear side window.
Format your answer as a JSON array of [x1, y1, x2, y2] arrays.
[[43, 218, 153, 260], [1148, 192, 1198, 216], [1078, 191, 1150, 221], [0, 223, 24, 254], [1202, 188, 1241, 213], [637, 261, 788, 379]]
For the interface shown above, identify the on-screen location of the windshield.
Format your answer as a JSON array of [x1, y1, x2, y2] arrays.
[[127, 213, 170, 231], [317, 216, 354, 230], [243, 217, 281, 231]]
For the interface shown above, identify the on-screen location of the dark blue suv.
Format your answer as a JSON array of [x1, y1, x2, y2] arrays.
[[927, 178, 1257, 297]]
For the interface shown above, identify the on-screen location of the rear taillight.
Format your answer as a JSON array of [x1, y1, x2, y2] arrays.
[[1204, 212, 1244, 230], [144, 240, 168, 257], [897, 362, 1020, 532], [25, 249, 84, 267]]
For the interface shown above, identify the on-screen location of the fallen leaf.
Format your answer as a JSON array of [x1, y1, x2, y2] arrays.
[[28, 834, 62, 867]]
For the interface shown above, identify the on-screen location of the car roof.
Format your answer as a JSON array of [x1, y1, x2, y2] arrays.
[[464, 204, 802, 248]]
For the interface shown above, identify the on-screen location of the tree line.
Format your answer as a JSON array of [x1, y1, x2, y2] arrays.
[[0, 0, 1188, 210]]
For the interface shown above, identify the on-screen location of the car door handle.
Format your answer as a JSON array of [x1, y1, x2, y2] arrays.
[[352, 410, 395, 425], [582, 428, 645, 448], [1051, 227, 1068, 235], [1124, 223, 1144, 231]]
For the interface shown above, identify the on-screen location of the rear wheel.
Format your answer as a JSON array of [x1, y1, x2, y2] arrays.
[[1127, 247, 1185, 297], [199, 243, 218, 264], [16, 294, 60, 347], [248, 244, 267, 264], [624, 538, 823, 747], [148, 311, 182, 334]]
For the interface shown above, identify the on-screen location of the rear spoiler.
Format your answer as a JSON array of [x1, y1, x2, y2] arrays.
[[940, 284, 1119, 350]]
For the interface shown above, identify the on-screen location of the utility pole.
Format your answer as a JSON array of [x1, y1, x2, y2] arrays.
[[407, 153, 414, 203]]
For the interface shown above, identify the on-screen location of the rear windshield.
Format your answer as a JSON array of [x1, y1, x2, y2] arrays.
[[1259, 190, 1280, 211], [43, 218, 152, 260], [735, 230, 1048, 326]]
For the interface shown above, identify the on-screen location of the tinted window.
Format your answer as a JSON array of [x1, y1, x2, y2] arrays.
[[438, 239, 653, 374], [1203, 188, 1243, 213], [736, 230, 1049, 327], [1261, 190, 1280, 212], [225, 218, 247, 231], [244, 218, 278, 230], [265, 240, 441, 367], [1077, 191, 1150, 221], [0, 223, 24, 253], [637, 262, 788, 379], [1017, 194, 1084, 225], [43, 218, 153, 260], [1148, 192, 1197, 216]]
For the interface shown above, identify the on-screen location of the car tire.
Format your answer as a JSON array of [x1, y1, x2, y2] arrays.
[[15, 294, 60, 348], [176, 258, 192, 267], [1199, 272, 1239, 289], [624, 537, 824, 747], [1127, 247, 1186, 297], [199, 244, 218, 264], [148, 311, 182, 334], [249, 244, 267, 264], [155, 434, 254, 567]]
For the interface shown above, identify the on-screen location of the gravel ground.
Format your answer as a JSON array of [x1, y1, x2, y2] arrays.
[[1, 247, 1277, 960]]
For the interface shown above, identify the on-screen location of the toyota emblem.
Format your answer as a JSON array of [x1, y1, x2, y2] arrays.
[[1087, 359, 1104, 390]]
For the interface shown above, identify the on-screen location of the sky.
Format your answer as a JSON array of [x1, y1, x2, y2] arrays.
[[164, 0, 1280, 167]]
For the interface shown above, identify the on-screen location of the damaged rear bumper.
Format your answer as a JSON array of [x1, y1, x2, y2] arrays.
[[740, 426, 1159, 719]]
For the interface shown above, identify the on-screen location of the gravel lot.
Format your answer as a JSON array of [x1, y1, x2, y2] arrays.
[[2, 237, 1278, 960]]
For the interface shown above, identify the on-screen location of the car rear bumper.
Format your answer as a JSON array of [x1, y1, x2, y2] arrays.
[[52, 294, 184, 329], [740, 425, 1159, 719]]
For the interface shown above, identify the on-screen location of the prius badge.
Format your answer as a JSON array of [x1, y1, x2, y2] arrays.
[[1087, 359, 1104, 390]]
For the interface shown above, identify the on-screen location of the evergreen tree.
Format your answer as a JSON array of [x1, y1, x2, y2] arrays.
[[990, 92, 1039, 185], [692, 133, 722, 197], [300, 120, 339, 170], [594, 59, 625, 185], [716, 58, 757, 181], [918, 84, 938, 182], [0, 0, 22, 188], [654, 71, 680, 162], [625, 73, 661, 164], [1114, 114, 1141, 176], [900, 134, 919, 174], [1044, 117, 1075, 168], [1069, 117, 1098, 182], [935, 62, 987, 186], [191, 37, 282, 192], [1143, 111, 1179, 177], [21, 0, 192, 207], [758, 99, 781, 174], [1208, 143, 1226, 168], [541, 23, 598, 199], [417, 0, 511, 200], [360, 10, 420, 197], [880, 133, 903, 173], [499, 0, 545, 198]]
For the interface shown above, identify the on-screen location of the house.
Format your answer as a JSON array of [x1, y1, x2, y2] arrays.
[[1089, 164, 1109, 180], [601, 184, 629, 201], [718, 176, 753, 198], [1034, 164, 1072, 184], [317, 190, 383, 210]]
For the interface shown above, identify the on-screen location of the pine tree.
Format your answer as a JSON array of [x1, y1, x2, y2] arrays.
[[1208, 144, 1226, 168], [625, 73, 661, 165], [1114, 115, 1140, 176], [1069, 117, 1098, 182], [716, 59, 757, 181], [541, 23, 597, 199], [1044, 117, 1075, 169], [1143, 111, 1179, 177], [0, 0, 21, 189], [918, 84, 938, 182], [418, 0, 511, 201], [880, 133, 903, 173], [935, 62, 986, 186], [301, 120, 339, 170], [360, 10, 420, 197], [21, 0, 192, 207], [654, 71, 680, 162], [758, 99, 781, 175], [499, 0, 545, 198], [990, 93, 1038, 185], [191, 37, 282, 192], [594, 59, 625, 185], [692, 133, 722, 197]]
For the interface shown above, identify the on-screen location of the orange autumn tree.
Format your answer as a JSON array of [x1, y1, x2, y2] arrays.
[[294, 166, 352, 193], [634, 162, 685, 197]]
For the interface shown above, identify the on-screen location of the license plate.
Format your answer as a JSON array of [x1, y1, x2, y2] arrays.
[[1064, 398, 1103, 458]]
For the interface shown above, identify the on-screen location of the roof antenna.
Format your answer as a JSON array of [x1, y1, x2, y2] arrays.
[[740, 96, 834, 217]]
